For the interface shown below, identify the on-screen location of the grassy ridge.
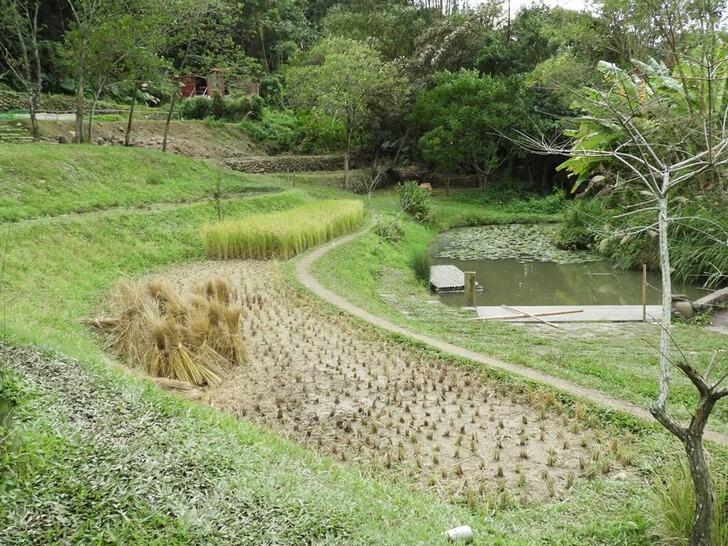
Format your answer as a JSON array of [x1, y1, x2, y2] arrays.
[[0, 144, 277, 221], [203, 199, 364, 259]]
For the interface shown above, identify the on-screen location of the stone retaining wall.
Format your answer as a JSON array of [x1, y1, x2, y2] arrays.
[[0, 90, 122, 113], [224, 154, 353, 173]]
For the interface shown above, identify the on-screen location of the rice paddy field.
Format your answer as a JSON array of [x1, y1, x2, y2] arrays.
[[1, 144, 727, 545], [202, 199, 364, 259]]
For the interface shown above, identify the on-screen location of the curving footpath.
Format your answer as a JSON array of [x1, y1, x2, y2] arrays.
[[296, 232, 728, 446]]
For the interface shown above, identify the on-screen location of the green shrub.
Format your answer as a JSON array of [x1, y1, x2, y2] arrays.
[[409, 246, 431, 285], [179, 96, 212, 120], [179, 94, 263, 122], [554, 199, 603, 250], [260, 74, 284, 107], [202, 199, 364, 259], [240, 109, 303, 154], [652, 459, 728, 545], [224, 95, 263, 122], [240, 108, 343, 154], [399, 181, 432, 222], [372, 217, 404, 243], [211, 92, 225, 119]]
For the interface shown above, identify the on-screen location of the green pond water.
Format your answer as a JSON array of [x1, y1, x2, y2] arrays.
[[431, 225, 706, 307]]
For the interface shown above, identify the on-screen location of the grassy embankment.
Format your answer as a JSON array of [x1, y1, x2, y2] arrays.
[[0, 145, 488, 545], [312, 188, 728, 433]]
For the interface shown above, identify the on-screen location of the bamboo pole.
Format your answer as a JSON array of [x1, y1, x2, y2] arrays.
[[501, 305, 559, 329], [642, 264, 648, 323]]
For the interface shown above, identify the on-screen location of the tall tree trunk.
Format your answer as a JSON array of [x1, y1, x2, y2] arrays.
[[656, 188, 672, 410], [28, 92, 39, 141], [125, 81, 139, 147], [686, 427, 714, 546], [163, 43, 191, 153], [162, 89, 178, 153], [87, 84, 104, 142], [344, 126, 352, 190], [74, 56, 85, 143]]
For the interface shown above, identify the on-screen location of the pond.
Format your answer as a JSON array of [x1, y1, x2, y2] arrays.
[[431, 225, 706, 307]]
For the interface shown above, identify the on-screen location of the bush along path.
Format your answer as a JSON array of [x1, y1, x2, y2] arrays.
[[295, 232, 728, 446]]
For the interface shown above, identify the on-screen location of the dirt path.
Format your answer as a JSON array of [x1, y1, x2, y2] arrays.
[[295, 233, 728, 446]]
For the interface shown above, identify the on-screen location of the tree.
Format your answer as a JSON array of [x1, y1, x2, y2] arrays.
[[84, 8, 164, 143], [0, 0, 43, 140], [518, 49, 728, 545], [63, 0, 105, 143], [413, 69, 526, 187], [286, 37, 407, 189]]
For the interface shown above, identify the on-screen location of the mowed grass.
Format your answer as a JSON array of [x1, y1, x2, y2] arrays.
[[0, 144, 279, 221], [203, 199, 364, 259]]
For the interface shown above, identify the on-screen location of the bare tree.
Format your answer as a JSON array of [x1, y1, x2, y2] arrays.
[[517, 53, 728, 545], [360, 159, 386, 201], [0, 0, 43, 140]]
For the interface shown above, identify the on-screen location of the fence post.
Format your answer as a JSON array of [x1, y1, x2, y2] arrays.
[[642, 264, 647, 322], [464, 271, 477, 307]]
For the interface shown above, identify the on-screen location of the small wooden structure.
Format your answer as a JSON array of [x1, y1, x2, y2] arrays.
[[430, 265, 482, 293]]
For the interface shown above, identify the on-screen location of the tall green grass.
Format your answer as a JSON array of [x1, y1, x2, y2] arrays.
[[652, 459, 728, 545], [202, 199, 364, 259]]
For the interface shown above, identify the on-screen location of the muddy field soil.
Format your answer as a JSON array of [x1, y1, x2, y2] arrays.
[[109, 261, 635, 506]]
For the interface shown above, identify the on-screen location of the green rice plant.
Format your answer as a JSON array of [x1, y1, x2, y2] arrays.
[[202, 199, 364, 260], [652, 458, 728, 545]]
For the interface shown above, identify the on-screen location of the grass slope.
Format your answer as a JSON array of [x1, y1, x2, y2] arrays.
[[0, 144, 277, 221], [0, 146, 475, 545]]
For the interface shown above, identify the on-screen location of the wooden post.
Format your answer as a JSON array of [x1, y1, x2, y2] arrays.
[[445, 177, 450, 197], [642, 264, 647, 322], [464, 271, 476, 307]]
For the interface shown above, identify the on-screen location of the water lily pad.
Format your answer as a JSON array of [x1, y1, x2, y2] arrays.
[[434, 224, 600, 264]]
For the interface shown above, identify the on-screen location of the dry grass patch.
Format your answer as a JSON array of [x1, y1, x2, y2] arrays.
[[202, 199, 364, 259], [88, 277, 247, 386]]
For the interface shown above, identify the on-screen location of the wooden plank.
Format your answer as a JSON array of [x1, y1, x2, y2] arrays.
[[502, 304, 559, 329], [430, 265, 465, 290], [470, 309, 584, 321]]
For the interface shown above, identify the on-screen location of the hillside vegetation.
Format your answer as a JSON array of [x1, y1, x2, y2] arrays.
[[0, 144, 275, 221]]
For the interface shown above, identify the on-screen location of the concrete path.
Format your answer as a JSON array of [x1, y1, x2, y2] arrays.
[[475, 305, 663, 322], [295, 232, 728, 446]]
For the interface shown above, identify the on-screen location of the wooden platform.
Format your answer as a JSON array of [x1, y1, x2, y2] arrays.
[[430, 265, 482, 292], [694, 287, 728, 311], [475, 305, 663, 323]]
